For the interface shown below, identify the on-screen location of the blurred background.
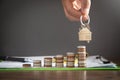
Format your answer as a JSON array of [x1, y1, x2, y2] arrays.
[[0, 0, 120, 64]]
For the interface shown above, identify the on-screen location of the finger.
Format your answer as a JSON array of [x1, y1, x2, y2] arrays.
[[80, 0, 91, 20], [72, 0, 81, 10], [62, 0, 81, 21], [63, 6, 80, 21]]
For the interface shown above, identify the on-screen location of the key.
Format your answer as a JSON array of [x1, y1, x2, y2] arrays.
[[78, 16, 92, 43]]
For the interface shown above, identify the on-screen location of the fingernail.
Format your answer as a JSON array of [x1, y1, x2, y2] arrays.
[[83, 15, 89, 21]]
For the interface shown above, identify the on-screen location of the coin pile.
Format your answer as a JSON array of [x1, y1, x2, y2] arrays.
[[77, 46, 87, 67], [23, 64, 31, 68], [44, 57, 52, 67], [66, 52, 75, 67], [33, 60, 41, 68], [25, 45, 88, 68], [55, 55, 64, 67]]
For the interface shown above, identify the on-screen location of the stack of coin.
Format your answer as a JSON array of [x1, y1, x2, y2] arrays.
[[23, 64, 31, 68], [77, 46, 87, 67], [44, 57, 52, 67], [55, 55, 64, 67], [66, 52, 75, 67], [33, 60, 41, 68], [77, 46, 86, 52]]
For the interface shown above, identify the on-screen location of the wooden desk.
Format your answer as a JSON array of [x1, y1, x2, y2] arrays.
[[0, 70, 120, 80]]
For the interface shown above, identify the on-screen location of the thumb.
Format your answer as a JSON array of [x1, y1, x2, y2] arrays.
[[80, 0, 91, 21]]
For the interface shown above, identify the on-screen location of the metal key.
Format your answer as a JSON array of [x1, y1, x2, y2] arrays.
[[78, 16, 92, 43]]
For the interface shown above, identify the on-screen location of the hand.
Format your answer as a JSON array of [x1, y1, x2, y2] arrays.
[[62, 0, 91, 21]]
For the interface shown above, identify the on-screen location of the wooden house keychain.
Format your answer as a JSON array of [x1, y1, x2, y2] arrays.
[[78, 16, 92, 43]]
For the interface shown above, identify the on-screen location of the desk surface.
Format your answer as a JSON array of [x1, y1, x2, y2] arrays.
[[0, 71, 120, 80]]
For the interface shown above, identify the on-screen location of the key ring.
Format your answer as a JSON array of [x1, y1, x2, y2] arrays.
[[80, 15, 90, 26]]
